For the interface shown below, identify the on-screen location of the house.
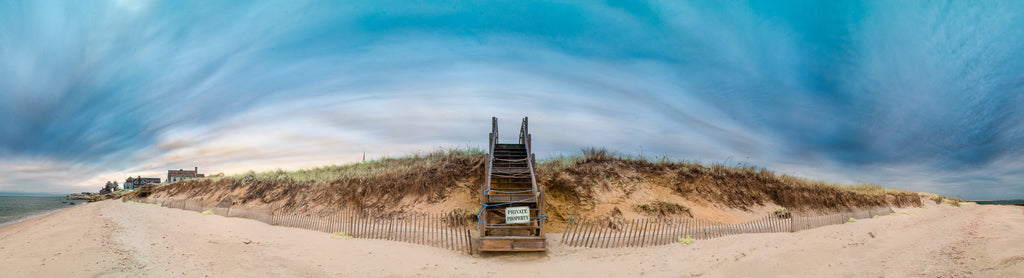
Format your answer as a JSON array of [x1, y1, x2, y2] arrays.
[[167, 167, 205, 183], [124, 176, 161, 190]]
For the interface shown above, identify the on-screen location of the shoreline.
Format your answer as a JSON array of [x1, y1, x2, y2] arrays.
[[0, 202, 85, 230]]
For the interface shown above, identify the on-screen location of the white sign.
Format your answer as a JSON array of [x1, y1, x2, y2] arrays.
[[505, 206, 531, 224]]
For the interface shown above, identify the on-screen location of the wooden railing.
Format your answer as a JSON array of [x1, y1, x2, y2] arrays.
[[484, 117, 497, 198], [519, 117, 544, 237], [520, 117, 540, 196]]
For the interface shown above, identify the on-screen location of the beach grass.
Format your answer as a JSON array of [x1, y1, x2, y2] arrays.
[[143, 147, 941, 221]]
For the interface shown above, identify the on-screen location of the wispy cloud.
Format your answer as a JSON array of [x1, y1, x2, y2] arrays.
[[1, 1, 1023, 199]]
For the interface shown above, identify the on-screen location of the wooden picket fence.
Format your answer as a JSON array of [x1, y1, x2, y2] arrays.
[[124, 198, 473, 253], [562, 207, 894, 248]]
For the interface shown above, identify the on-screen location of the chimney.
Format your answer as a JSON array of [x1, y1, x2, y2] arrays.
[[195, 166, 198, 177]]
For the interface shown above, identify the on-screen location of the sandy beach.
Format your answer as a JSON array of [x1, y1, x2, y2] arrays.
[[1, 200, 1021, 277]]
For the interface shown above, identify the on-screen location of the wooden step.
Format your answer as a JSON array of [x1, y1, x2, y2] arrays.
[[491, 167, 530, 174], [483, 225, 542, 230], [479, 236, 546, 252], [488, 188, 535, 193], [494, 144, 526, 149], [485, 194, 538, 204]]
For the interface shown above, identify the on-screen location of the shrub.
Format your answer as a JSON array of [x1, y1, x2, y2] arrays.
[[677, 235, 695, 245], [635, 199, 692, 217], [847, 217, 856, 223]]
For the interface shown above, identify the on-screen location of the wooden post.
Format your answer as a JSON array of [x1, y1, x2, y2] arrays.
[[438, 213, 444, 248], [366, 212, 373, 239], [430, 213, 436, 247], [367, 212, 374, 239], [568, 216, 583, 247], [346, 208, 354, 237], [678, 218, 685, 243], [604, 220, 615, 248], [624, 219, 636, 247], [377, 212, 384, 239], [403, 213, 410, 244], [636, 218, 646, 247], [377, 212, 385, 239], [372, 213, 380, 240], [459, 215, 466, 251], [587, 218, 600, 248], [659, 220, 667, 246], [358, 210, 366, 238], [384, 213, 393, 241], [450, 214, 457, 250], [573, 216, 588, 247], [561, 213, 575, 246], [704, 220, 712, 240], [600, 219, 612, 248], [420, 213, 426, 245], [579, 218, 593, 248], [444, 214, 452, 250], [614, 219, 627, 248], [454, 215, 461, 251], [657, 219, 666, 246], [634, 218, 645, 247], [702, 219, 709, 240], [352, 208, 359, 237]]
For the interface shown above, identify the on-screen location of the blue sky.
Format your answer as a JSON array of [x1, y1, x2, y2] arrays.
[[1, 1, 1022, 199]]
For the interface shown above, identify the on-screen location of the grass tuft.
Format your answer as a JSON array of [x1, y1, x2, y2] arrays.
[[330, 232, 352, 239]]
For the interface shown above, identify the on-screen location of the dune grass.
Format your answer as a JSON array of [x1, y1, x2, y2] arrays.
[[153, 148, 486, 210], [148, 147, 933, 217], [538, 148, 922, 213]]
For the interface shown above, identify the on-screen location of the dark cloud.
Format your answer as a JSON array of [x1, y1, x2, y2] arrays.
[[1, 1, 1023, 199]]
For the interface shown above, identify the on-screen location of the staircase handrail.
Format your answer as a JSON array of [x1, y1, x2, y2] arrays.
[[486, 117, 498, 193], [519, 117, 528, 145], [520, 117, 540, 196]]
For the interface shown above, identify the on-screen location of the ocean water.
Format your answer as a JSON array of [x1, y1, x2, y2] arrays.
[[0, 196, 77, 227]]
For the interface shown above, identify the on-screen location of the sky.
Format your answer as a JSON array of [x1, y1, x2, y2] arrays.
[[1, 1, 1023, 199]]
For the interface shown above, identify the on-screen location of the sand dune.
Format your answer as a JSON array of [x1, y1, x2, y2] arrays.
[[1, 200, 1021, 277]]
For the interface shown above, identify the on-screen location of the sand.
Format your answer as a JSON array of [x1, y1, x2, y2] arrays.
[[1, 200, 1022, 277]]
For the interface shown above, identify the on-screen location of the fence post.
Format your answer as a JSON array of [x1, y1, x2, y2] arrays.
[[561, 214, 575, 246], [579, 217, 592, 248]]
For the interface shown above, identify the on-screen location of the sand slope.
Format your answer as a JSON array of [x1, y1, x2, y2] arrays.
[[1, 200, 1021, 277]]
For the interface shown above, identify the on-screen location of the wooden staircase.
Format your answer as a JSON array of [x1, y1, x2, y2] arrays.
[[478, 117, 547, 252]]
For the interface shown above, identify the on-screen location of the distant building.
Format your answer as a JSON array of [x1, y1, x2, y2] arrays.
[[167, 167, 205, 183], [124, 176, 161, 190]]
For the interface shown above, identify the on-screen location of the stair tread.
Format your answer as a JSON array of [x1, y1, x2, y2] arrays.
[[480, 236, 546, 239], [482, 225, 542, 229]]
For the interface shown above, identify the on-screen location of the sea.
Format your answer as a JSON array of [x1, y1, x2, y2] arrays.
[[0, 195, 81, 228]]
